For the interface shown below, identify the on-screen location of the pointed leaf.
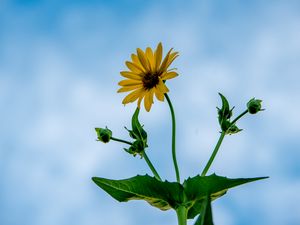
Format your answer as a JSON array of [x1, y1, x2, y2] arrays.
[[184, 174, 268, 219], [92, 175, 184, 210], [132, 107, 147, 140], [218, 93, 231, 120]]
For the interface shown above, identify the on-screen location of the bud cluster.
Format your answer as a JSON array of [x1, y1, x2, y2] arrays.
[[217, 93, 242, 135], [124, 108, 148, 157]]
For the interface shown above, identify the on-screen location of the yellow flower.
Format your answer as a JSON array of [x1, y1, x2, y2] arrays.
[[118, 43, 179, 112]]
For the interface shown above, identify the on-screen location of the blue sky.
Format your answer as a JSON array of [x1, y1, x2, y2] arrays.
[[1, 1, 300, 225]]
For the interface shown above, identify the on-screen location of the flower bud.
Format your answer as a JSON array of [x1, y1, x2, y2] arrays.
[[226, 124, 242, 135], [95, 127, 112, 143], [124, 139, 147, 157], [131, 140, 145, 153], [247, 98, 263, 114], [220, 120, 231, 132]]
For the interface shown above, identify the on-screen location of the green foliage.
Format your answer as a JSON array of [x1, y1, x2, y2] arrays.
[[92, 175, 184, 210], [131, 107, 148, 140], [217, 93, 233, 122], [124, 108, 148, 156], [217, 93, 242, 135], [184, 174, 268, 219], [92, 173, 268, 221]]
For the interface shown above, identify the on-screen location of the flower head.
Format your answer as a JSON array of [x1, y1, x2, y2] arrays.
[[247, 98, 263, 114], [95, 127, 112, 143], [118, 43, 179, 111]]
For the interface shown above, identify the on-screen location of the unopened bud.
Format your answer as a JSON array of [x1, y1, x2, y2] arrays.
[[131, 140, 145, 153], [247, 98, 263, 114], [95, 127, 112, 143]]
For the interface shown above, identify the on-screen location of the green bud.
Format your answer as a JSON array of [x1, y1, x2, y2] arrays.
[[132, 140, 145, 153], [95, 127, 112, 143], [220, 120, 242, 135], [247, 98, 263, 114], [124, 139, 147, 157], [226, 124, 242, 135], [220, 120, 231, 132]]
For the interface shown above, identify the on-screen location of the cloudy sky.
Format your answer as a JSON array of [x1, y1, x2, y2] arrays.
[[1, 1, 300, 225]]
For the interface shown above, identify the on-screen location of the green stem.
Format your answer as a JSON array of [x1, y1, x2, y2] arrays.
[[111, 137, 161, 180], [176, 206, 187, 225], [230, 110, 248, 125], [201, 131, 226, 176], [141, 151, 162, 181], [165, 93, 180, 183], [110, 137, 132, 145], [200, 110, 249, 177]]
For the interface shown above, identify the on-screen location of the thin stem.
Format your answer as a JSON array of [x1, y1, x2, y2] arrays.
[[141, 151, 162, 181], [176, 206, 187, 225], [230, 109, 248, 125], [110, 137, 132, 145], [201, 131, 226, 176], [165, 93, 180, 183], [111, 137, 161, 181], [201, 110, 249, 177]]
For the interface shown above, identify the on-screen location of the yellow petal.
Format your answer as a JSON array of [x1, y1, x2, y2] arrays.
[[120, 71, 142, 80], [146, 47, 154, 71], [144, 90, 154, 112], [165, 52, 179, 69], [137, 48, 150, 71], [117, 85, 143, 93], [122, 88, 145, 104], [131, 54, 144, 71], [154, 42, 163, 71], [159, 48, 173, 73], [160, 71, 178, 80], [118, 79, 142, 86], [137, 91, 146, 108], [156, 78, 169, 93], [154, 87, 164, 101], [126, 61, 143, 73]]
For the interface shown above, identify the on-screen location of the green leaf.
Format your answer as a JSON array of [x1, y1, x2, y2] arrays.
[[93, 173, 267, 219], [92, 175, 184, 210], [194, 195, 214, 225], [184, 174, 268, 219], [217, 93, 232, 121], [131, 107, 147, 140]]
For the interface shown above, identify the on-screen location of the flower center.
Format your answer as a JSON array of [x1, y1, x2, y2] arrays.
[[142, 72, 160, 90]]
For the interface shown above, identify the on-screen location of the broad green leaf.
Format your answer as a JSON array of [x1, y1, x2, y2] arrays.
[[194, 195, 214, 225], [184, 174, 268, 219], [92, 175, 184, 210], [93, 174, 267, 218]]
